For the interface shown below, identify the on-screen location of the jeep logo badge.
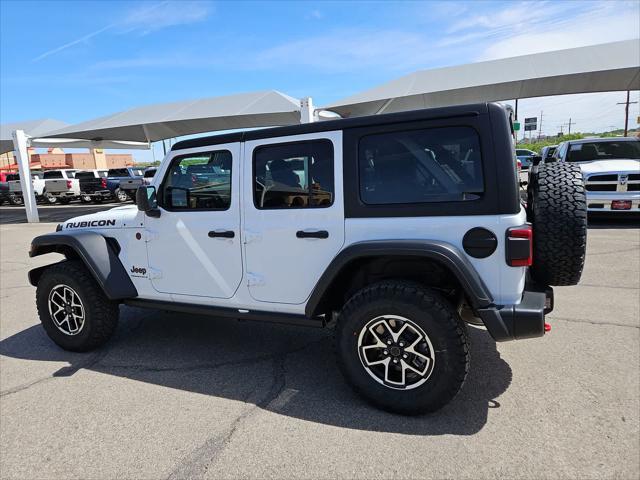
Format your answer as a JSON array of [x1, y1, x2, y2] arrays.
[[130, 266, 147, 276]]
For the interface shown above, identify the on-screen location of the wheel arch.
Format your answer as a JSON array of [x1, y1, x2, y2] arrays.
[[305, 240, 494, 318], [28, 231, 137, 300]]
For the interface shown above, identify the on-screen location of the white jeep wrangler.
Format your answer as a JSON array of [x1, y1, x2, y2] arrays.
[[29, 103, 587, 414]]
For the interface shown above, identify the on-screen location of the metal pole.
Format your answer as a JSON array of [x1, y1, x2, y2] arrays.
[[624, 90, 630, 136], [300, 97, 315, 124], [12, 129, 39, 223]]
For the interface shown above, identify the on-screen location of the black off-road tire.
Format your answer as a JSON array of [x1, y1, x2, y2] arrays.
[[527, 162, 587, 286], [36, 260, 119, 352], [334, 281, 469, 415]]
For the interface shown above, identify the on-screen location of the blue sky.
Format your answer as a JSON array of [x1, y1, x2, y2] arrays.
[[1, 0, 638, 161]]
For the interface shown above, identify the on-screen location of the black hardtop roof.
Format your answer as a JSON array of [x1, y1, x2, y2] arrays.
[[171, 102, 493, 152]]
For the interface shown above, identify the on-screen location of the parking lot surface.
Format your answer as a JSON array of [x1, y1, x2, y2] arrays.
[[1, 219, 638, 479]]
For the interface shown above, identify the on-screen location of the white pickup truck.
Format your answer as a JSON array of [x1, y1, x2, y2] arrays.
[[5, 172, 46, 205], [42, 169, 80, 204]]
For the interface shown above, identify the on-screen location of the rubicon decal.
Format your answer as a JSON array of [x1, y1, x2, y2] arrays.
[[65, 220, 117, 228], [130, 266, 147, 277]]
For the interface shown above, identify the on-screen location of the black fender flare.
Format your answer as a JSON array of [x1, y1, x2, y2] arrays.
[[28, 231, 137, 300], [305, 240, 494, 317]]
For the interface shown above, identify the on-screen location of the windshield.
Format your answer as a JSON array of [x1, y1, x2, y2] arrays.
[[566, 141, 640, 162]]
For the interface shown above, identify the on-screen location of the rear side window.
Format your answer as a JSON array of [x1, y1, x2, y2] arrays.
[[253, 140, 334, 209], [359, 126, 484, 205], [160, 150, 232, 210]]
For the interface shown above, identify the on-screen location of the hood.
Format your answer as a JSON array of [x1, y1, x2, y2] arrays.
[[61, 205, 141, 231], [579, 159, 640, 175]]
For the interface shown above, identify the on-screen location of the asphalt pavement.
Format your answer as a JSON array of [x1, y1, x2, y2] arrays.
[[0, 220, 638, 479]]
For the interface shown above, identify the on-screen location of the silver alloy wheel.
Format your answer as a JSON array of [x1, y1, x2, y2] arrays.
[[116, 189, 128, 202], [48, 284, 85, 336], [357, 315, 435, 390]]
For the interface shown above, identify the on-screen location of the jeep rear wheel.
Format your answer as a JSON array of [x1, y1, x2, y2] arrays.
[[36, 260, 119, 352], [528, 162, 587, 286], [335, 281, 469, 415]]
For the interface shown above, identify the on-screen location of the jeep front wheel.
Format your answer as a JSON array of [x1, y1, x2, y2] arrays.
[[335, 281, 469, 415], [36, 260, 119, 352]]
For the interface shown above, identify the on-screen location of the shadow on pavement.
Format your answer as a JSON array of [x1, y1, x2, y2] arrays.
[[587, 213, 640, 229], [0, 203, 126, 225], [0, 307, 512, 436]]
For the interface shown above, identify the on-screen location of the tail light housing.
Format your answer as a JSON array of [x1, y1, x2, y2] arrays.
[[506, 225, 533, 267], [66, 180, 72, 189], [101, 177, 107, 189]]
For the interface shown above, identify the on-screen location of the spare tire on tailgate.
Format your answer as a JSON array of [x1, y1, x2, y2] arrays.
[[527, 162, 587, 286]]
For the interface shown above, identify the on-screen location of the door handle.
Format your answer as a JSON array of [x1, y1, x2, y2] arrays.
[[208, 230, 235, 238], [296, 230, 329, 239]]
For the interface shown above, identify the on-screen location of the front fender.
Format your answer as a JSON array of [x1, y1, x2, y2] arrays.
[[28, 231, 137, 300]]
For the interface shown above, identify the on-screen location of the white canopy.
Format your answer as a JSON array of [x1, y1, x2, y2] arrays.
[[0, 119, 149, 154], [44, 90, 303, 142], [324, 40, 640, 117], [0, 118, 68, 154]]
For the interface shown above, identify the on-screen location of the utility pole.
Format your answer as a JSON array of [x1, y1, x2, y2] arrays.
[[538, 110, 543, 140], [617, 90, 638, 136], [566, 117, 573, 134]]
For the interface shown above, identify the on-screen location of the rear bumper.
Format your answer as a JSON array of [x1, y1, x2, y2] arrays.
[[477, 281, 553, 342], [81, 190, 111, 197]]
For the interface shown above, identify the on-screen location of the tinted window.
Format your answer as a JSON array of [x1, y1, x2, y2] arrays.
[[98, 170, 108, 178], [359, 127, 483, 205], [566, 140, 640, 162], [253, 140, 334, 209], [74, 171, 95, 179], [131, 168, 143, 176], [108, 169, 129, 177], [160, 150, 232, 210], [43, 171, 63, 179], [144, 169, 156, 178]]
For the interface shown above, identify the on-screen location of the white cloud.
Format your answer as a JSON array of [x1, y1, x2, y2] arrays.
[[306, 9, 324, 20], [252, 29, 444, 73], [32, 1, 212, 62], [118, 1, 212, 35], [479, 5, 639, 60]]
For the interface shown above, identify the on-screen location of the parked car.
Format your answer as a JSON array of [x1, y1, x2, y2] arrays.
[[106, 167, 144, 202], [42, 169, 80, 204], [75, 170, 110, 203], [29, 102, 588, 415], [550, 137, 640, 213], [516, 148, 536, 170]]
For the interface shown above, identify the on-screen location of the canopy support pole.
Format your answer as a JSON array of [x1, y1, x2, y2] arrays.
[[300, 97, 315, 123], [12, 129, 39, 223]]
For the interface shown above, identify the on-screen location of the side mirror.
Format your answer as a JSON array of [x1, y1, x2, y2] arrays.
[[136, 186, 161, 218], [531, 155, 543, 166]]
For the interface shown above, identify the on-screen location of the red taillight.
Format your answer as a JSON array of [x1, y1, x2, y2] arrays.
[[101, 177, 107, 189], [66, 180, 72, 189], [507, 225, 533, 267]]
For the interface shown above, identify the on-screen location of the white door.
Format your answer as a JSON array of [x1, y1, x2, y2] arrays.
[[243, 131, 344, 304], [146, 144, 242, 299]]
